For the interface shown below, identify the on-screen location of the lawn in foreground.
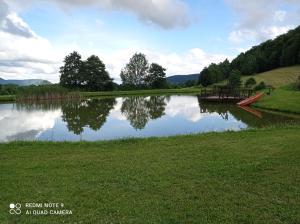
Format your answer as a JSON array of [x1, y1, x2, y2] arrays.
[[254, 87, 300, 114], [1, 127, 300, 224]]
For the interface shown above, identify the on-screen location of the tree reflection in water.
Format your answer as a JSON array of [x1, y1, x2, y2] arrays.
[[121, 96, 169, 130], [61, 98, 116, 135]]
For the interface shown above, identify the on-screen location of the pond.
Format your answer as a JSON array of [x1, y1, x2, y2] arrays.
[[0, 95, 299, 142]]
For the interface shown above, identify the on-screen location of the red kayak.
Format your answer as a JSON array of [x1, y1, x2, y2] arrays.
[[237, 92, 264, 106]]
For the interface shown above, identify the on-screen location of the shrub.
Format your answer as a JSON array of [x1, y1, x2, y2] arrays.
[[245, 77, 257, 88], [254, 81, 266, 90]]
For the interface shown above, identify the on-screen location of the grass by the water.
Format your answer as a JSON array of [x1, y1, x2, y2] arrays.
[[82, 87, 201, 97], [254, 86, 300, 114], [0, 87, 202, 102], [1, 127, 300, 224], [0, 95, 14, 102]]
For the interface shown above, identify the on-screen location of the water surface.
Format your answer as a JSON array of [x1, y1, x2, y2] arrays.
[[0, 95, 298, 142]]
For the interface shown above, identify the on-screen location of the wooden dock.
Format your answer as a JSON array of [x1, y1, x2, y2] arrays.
[[199, 87, 253, 102]]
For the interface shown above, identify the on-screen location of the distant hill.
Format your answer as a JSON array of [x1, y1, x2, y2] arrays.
[[167, 74, 199, 85], [0, 78, 51, 86]]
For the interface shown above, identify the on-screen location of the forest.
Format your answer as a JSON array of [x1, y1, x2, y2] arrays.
[[199, 26, 300, 86]]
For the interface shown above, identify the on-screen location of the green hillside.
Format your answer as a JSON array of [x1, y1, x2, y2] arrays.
[[199, 26, 300, 86], [218, 65, 300, 88], [241, 66, 300, 88]]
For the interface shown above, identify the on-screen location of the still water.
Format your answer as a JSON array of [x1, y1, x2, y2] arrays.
[[0, 95, 298, 142]]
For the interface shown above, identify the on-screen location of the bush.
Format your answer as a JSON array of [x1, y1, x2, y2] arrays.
[[254, 81, 266, 90], [245, 77, 257, 88]]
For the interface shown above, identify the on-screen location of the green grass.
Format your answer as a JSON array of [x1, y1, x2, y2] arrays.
[[82, 87, 201, 97], [217, 66, 300, 88], [1, 127, 300, 223], [0, 95, 15, 102], [254, 87, 300, 114], [0, 87, 202, 102], [242, 66, 300, 88]]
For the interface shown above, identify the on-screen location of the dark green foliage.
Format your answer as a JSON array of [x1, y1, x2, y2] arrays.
[[255, 81, 267, 90], [121, 53, 149, 87], [81, 55, 113, 91], [60, 51, 83, 88], [228, 69, 242, 88], [60, 52, 114, 91], [245, 77, 257, 88], [146, 63, 167, 89], [184, 80, 197, 87], [0, 84, 18, 95], [199, 26, 300, 86]]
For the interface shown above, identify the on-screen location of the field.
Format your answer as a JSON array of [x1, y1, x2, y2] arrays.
[[1, 127, 300, 224], [242, 66, 300, 88]]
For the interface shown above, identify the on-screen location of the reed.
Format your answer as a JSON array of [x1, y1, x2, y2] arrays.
[[15, 85, 81, 102]]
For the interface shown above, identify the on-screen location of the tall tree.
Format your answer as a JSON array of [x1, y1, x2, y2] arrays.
[[145, 63, 167, 88], [228, 69, 242, 88], [60, 51, 83, 88], [120, 53, 149, 87], [82, 55, 113, 91]]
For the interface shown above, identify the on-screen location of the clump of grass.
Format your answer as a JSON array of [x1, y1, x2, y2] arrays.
[[16, 85, 81, 101]]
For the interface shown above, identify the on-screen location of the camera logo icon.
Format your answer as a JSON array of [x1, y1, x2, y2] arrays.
[[9, 203, 21, 215]]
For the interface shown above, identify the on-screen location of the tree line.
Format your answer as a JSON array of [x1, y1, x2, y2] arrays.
[[199, 25, 300, 86], [59, 52, 167, 91]]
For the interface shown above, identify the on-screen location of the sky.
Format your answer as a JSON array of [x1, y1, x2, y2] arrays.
[[0, 0, 299, 83]]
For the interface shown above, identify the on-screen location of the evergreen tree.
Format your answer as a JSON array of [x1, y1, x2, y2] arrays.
[[228, 69, 241, 88]]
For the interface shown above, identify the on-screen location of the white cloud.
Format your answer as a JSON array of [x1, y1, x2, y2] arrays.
[[228, 25, 293, 44], [165, 96, 203, 122], [8, 0, 190, 29], [0, 0, 230, 83], [0, 107, 61, 141], [226, 0, 300, 45]]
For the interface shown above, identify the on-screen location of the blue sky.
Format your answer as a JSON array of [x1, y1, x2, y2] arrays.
[[0, 0, 299, 83]]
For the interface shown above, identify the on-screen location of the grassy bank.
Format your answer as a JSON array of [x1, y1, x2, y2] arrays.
[[0, 95, 14, 102], [82, 87, 201, 97], [0, 87, 201, 103], [254, 87, 300, 114], [1, 127, 300, 223]]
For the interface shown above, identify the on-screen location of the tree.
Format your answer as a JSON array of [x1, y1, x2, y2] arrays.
[[228, 69, 241, 88], [121, 53, 149, 87], [82, 55, 113, 91], [145, 63, 167, 88], [245, 77, 257, 88], [60, 51, 83, 88]]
